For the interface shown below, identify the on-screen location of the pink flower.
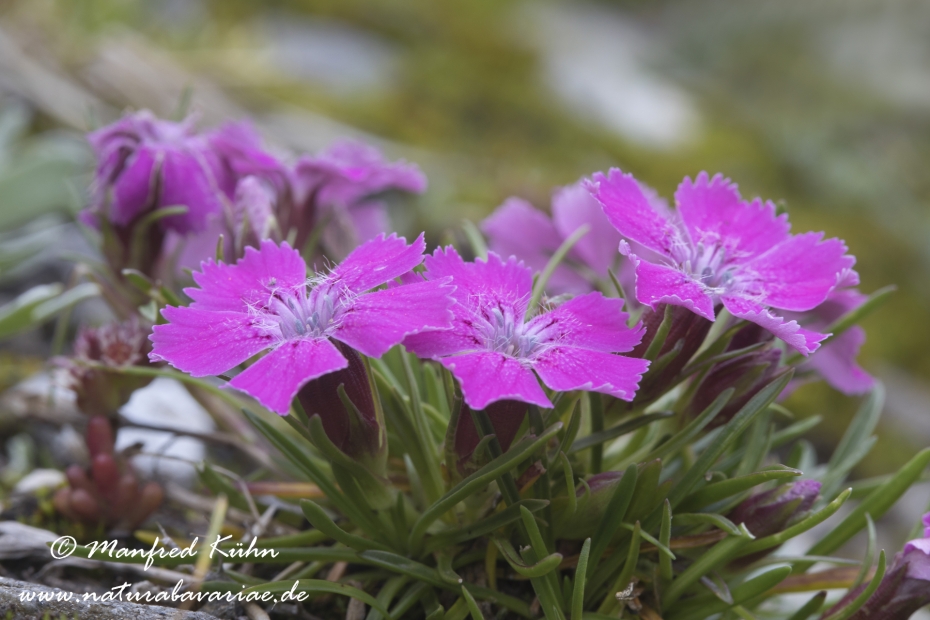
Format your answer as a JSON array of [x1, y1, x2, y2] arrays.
[[291, 139, 427, 257], [86, 111, 280, 235], [150, 234, 453, 414], [481, 180, 625, 295], [403, 247, 649, 410], [824, 514, 930, 619], [587, 170, 856, 355], [795, 289, 875, 395]]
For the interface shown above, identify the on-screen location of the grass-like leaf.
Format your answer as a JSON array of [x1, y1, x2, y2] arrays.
[[808, 448, 930, 557]]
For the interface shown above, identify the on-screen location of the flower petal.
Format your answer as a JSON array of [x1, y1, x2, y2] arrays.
[[402, 322, 482, 359], [227, 338, 348, 415], [150, 307, 273, 376], [441, 352, 551, 410], [739, 232, 855, 312], [330, 233, 426, 292], [528, 292, 643, 353], [423, 247, 534, 319], [675, 172, 790, 258], [533, 346, 648, 401], [159, 150, 224, 233], [483, 197, 560, 270], [587, 169, 683, 258], [806, 326, 874, 395], [630, 254, 715, 320], [722, 296, 827, 356], [334, 278, 454, 357], [187, 240, 307, 312], [552, 180, 623, 278], [111, 147, 157, 227], [483, 197, 589, 295]]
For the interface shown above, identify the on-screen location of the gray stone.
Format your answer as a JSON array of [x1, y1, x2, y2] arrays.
[[0, 577, 221, 620]]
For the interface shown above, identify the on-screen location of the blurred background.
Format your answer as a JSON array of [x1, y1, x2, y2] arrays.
[[0, 0, 927, 557]]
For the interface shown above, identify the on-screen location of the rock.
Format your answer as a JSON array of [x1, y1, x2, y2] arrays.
[[12, 468, 66, 494], [0, 522, 57, 561], [0, 576, 221, 619], [118, 377, 216, 485]]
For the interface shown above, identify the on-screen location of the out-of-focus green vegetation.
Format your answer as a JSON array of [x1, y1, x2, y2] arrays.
[[1, 0, 928, 475]]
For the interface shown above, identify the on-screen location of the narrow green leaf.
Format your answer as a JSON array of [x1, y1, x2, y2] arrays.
[[680, 341, 769, 378], [598, 521, 642, 613], [461, 585, 484, 620], [240, 579, 393, 620], [821, 384, 885, 498], [400, 350, 444, 505], [426, 499, 549, 551], [674, 513, 742, 537], [366, 576, 409, 620], [493, 538, 563, 578], [785, 591, 827, 620], [851, 514, 876, 590], [660, 500, 673, 581], [527, 224, 590, 317], [461, 219, 488, 261], [304, 414, 394, 510], [557, 396, 583, 455], [570, 412, 673, 454], [300, 499, 391, 552], [826, 551, 886, 620], [644, 389, 734, 462], [389, 582, 430, 619], [644, 304, 674, 361], [587, 463, 638, 580], [666, 565, 792, 620], [662, 524, 755, 608], [739, 488, 852, 557], [571, 538, 591, 620], [808, 448, 930, 557], [679, 466, 802, 512], [409, 422, 562, 552], [560, 452, 577, 518], [665, 371, 793, 510], [242, 409, 382, 536]]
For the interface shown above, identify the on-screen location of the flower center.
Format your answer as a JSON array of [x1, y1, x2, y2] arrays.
[[681, 237, 736, 293], [259, 280, 346, 340], [480, 305, 540, 359]]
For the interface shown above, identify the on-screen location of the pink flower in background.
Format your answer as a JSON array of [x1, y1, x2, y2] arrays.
[[824, 513, 930, 619], [403, 247, 649, 410], [588, 170, 856, 355], [481, 180, 625, 295], [150, 234, 453, 414], [795, 289, 874, 395], [291, 139, 428, 256], [85, 111, 280, 234]]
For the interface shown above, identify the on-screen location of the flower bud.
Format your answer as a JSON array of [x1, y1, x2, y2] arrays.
[[450, 400, 528, 476], [687, 347, 782, 428], [822, 514, 930, 619], [630, 304, 712, 405], [61, 319, 153, 418], [552, 462, 664, 540], [728, 479, 821, 539], [296, 341, 385, 470]]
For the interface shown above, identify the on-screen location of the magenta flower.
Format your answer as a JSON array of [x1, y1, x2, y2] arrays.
[[588, 170, 856, 355], [291, 140, 427, 256], [403, 247, 649, 410], [150, 234, 454, 414], [824, 514, 930, 619], [795, 289, 875, 395], [86, 111, 280, 235], [481, 180, 625, 295]]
